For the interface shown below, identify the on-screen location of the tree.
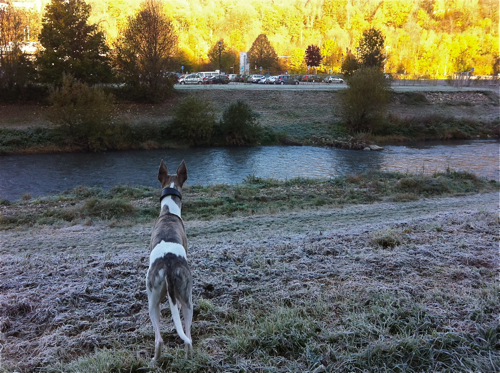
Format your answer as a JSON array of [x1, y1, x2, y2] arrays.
[[305, 44, 323, 69], [0, 2, 37, 98], [341, 49, 359, 77], [207, 39, 237, 73], [114, 0, 177, 102], [289, 48, 305, 73], [340, 67, 390, 134], [36, 0, 112, 85], [247, 34, 278, 73], [358, 28, 385, 69]]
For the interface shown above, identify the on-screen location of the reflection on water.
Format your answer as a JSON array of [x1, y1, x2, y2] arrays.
[[0, 140, 498, 200]]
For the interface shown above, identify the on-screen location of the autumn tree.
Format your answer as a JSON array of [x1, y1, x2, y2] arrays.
[[114, 0, 177, 102], [305, 44, 323, 69], [289, 48, 305, 73], [341, 49, 359, 77], [358, 28, 385, 69], [247, 34, 278, 73], [207, 39, 238, 73], [0, 3, 36, 96], [37, 0, 112, 85]]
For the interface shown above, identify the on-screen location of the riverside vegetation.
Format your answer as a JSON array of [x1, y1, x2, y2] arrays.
[[0, 87, 499, 155], [1, 170, 498, 228], [0, 171, 498, 372]]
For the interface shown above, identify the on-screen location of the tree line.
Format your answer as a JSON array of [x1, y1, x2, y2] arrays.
[[0, 0, 498, 102]]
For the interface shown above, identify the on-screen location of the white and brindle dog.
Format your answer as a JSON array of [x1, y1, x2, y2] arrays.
[[146, 159, 193, 361]]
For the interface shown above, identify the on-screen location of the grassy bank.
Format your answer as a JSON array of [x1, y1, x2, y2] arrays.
[[0, 89, 498, 154], [0, 122, 179, 155], [1, 170, 498, 230]]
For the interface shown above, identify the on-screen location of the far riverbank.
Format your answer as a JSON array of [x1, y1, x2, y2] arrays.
[[0, 88, 498, 155]]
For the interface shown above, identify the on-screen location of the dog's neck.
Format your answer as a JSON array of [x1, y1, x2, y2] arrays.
[[161, 182, 182, 218]]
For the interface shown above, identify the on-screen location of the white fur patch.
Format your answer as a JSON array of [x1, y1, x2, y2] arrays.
[[149, 241, 186, 266], [161, 182, 181, 218]]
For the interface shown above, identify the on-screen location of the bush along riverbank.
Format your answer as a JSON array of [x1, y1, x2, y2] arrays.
[[1, 170, 498, 229]]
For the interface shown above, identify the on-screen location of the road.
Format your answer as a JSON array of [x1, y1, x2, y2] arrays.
[[176, 81, 499, 92]]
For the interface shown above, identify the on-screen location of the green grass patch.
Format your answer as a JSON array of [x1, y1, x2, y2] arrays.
[[376, 114, 498, 142], [1, 171, 498, 229]]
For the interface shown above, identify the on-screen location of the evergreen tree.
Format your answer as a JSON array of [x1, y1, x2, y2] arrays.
[[305, 44, 323, 68], [113, 0, 177, 102], [247, 34, 278, 73], [358, 28, 385, 69], [36, 0, 112, 85]]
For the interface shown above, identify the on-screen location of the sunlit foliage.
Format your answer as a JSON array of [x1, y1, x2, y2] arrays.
[[113, 0, 177, 102], [83, 0, 498, 76], [7, 0, 499, 77]]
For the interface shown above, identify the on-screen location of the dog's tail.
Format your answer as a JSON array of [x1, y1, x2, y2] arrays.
[[167, 266, 193, 346]]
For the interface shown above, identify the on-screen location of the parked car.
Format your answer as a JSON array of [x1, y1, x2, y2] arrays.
[[275, 75, 299, 85], [325, 76, 344, 84], [179, 73, 203, 84], [249, 74, 266, 83], [205, 74, 229, 84], [301, 75, 322, 82], [257, 76, 270, 84], [198, 71, 219, 80], [264, 76, 277, 84], [228, 74, 238, 81]]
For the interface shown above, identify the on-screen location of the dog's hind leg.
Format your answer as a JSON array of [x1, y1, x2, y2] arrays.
[[148, 287, 164, 362], [181, 295, 193, 358]]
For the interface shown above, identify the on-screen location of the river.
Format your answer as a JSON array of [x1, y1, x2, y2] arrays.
[[0, 140, 498, 201]]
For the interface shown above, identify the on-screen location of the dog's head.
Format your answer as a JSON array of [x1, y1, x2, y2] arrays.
[[158, 159, 188, 192]]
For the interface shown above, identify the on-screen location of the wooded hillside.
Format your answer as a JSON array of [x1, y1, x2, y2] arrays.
[[16, 0, 500, 76]]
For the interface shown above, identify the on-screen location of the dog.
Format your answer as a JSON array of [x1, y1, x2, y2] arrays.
[[146, 159, 193, 361]]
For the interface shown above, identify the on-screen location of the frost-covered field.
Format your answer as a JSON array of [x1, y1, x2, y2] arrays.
[[1, 191, 498, 372]]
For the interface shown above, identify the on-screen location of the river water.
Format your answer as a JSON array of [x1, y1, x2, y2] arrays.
[[0, 140, 498, 201]]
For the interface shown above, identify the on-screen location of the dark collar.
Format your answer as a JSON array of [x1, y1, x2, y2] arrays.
[[160, 187, 182, 202]]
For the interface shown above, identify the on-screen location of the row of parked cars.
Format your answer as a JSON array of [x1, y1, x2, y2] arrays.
[[178, 72, 229, 85], [176, 72, 345, 85], [230, 74, 344, 84]]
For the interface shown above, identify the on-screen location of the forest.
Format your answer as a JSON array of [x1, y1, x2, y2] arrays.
[[59, 0, 500, 77], [2, 0, 499, 77]]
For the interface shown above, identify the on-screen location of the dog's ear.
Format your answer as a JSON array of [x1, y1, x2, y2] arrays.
[[158, 159, 169, 186], [177, 160, 188, 186]]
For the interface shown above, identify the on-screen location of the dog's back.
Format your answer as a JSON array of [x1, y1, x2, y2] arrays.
[[150, 208, 188, 251]]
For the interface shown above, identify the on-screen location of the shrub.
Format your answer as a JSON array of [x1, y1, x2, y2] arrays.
[[216, 100, 262, 146], [169, 95, 216, 146], [82, 198, 134, 220], [47, 75, 115, 151], [340, 67, 390, 134]]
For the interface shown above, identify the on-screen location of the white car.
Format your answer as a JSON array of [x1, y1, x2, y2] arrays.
[[257, 76, 269, 84], [264, 76, 277, 84], [325, 76, 344, 84], [249, 74, 266, 83], [179, 73, 203, 84]]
